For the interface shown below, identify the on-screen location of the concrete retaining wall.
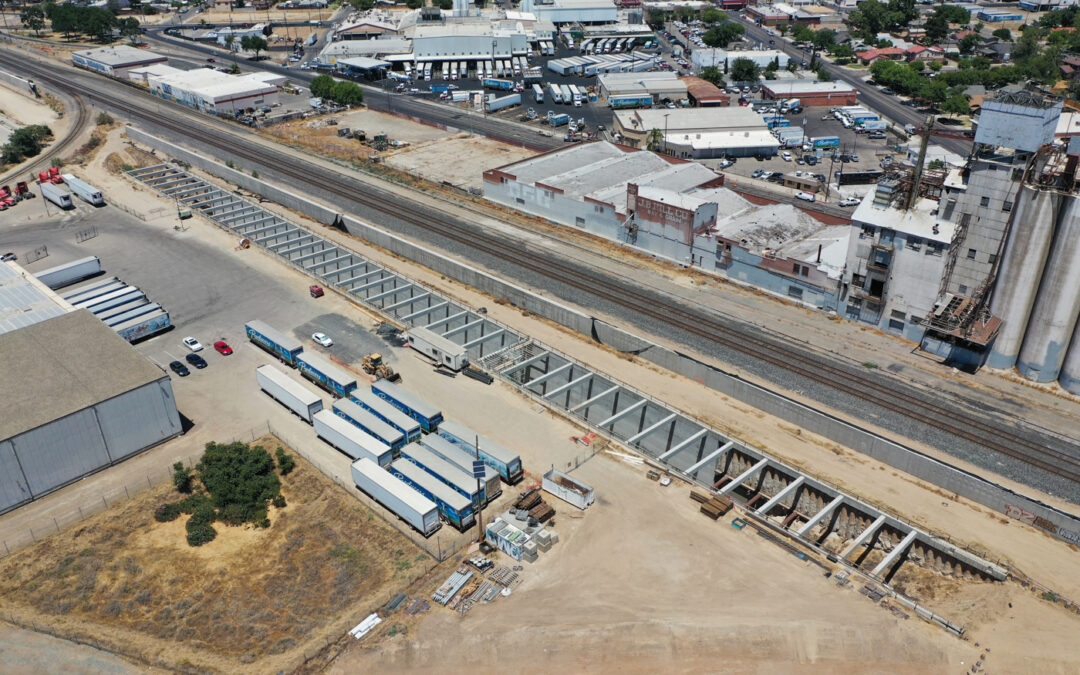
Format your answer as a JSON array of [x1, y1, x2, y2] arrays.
[[126, 127, 1080, 547], [0, 68, 36, 96]]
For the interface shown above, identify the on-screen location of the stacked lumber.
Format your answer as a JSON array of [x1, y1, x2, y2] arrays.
[[692, 490, 733, 519], [529, 502, 555, 523]]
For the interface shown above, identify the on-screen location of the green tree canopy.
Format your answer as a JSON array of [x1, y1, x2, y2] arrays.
[[699, 65, 722, 85], [20, 5, 47, 36], [703, 22, 744, 48], [941, 94, 970, 116], [730, 57, 760, 83], [240, 34, 268, 58], [992, 28, 1012, 42]]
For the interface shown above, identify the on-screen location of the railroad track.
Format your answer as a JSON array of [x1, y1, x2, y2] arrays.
[[11, 53, 1080, 487], [0, 89, 89, 186]]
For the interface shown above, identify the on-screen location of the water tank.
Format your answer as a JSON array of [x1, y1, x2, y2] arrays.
[[1059, 316, 1080, 394], [986, 186, 1057, 369], [1017, 194, 1080, 382]]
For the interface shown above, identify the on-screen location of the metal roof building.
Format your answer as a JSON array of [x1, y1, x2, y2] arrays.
[[0, 306, 182, 515], [71, 46, 168, 77]]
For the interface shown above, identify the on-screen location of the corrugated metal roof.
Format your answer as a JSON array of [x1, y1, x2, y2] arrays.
[[0, 262, 71, 336]]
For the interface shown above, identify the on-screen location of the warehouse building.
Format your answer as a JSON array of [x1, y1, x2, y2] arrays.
[[412, 21, 530, 61], [691, 48, 788, 72], [522, 0, 618, 24], [613, 106, 779, 158], [597, 71, 687, 102], [71, 45, 168, 77], [761, 80, 858, 106], [0, 263, 182, 515], [147, 68, 285, 115], [681, 76, 730, 107]]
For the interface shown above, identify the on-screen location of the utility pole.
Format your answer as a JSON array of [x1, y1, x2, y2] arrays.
[[474, 435, 485, 544]]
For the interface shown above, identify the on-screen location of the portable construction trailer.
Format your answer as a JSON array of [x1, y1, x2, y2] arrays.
[[315, 410, 394, 466], [398, 442, 483, 508], [349, 389, 422, 443], [351, 457, 441, 536], [61, 174, 104, 206], [542, 468, 595, 509], [296, 350, 357, 398], [245, 320, 304, 366], [332, 398, 406, 452], [389, 458, 475, 530], [437, 419, 523, 484], [370, 380, 443, 431], [418, 434, 502, 503], [405, 325, 469, 371], [34, 256, 102, 290], [256, 364, 323, 423]]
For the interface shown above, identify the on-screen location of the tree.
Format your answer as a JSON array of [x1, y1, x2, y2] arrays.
[[811, 28, 836, 51], [119, 17, 141, 45], [240, 34, 268, 59], [196, 442, 282, 526], [1, 124, 52, 164], [791, 24, 814, 43], [942, 94, 970, 117], [646, 128, 664, 151], [959, 33, 979, 54], [173, 461, 194, 493], [924, 13, 949, 43], [730, 57, 759, 83], [699, 65, 722, 85], [935, 5, 970, 25], [20, 6, 46, 36], [764, 61, 778, 80], [703, 22, 744, 48], [224, 34, 235, 52], [435, 0, 453, 8], [275, 447, 295, 475], [702, 7, 725, 24], [405, 0, 423, 7], [992, 28, 1012, 42], [229, 62, 241, 74], [350, 0, 375, 9]]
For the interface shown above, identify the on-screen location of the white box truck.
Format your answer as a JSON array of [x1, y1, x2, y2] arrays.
[[40, 182, 73, 209], [61, 174, 104, 206], [314, 410, 394, 467], [351, 457, 441, 536], [256, 364, 323, 423]]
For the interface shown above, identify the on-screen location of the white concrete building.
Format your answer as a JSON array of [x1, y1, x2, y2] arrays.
[[613, 106, 779, 158], [148, 69, 284, 115], [412, 22, 529, 61], [71, 46, 167, 77], [691, 49, 788, 73], [522, 0, 618, 24]]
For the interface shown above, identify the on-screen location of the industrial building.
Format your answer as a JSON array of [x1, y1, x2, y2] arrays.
[[761, 80, 859, 107], [690, 49, 788, 73], [522, 0, 619, 25], [596, 71, 687, 103], [145, 67, 285, 115], [71, 45, 168, 77], [681, 76, 730, 107], [0, 262, 182, 515], [612, 106, 779, 158]]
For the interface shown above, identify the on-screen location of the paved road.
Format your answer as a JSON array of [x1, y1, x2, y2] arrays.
[[731, 16, 971, 157]]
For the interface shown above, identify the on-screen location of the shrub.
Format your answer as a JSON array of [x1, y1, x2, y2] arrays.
[[173, 462, 194, 494], [275, 447, 295, 476], [178, 492, 212, 514], [189, 502, 217, 527], [154, 502, 181, 522], [272, 494, 286, 509], [96, 111, 114, 126], [185, 520, 216, 546]]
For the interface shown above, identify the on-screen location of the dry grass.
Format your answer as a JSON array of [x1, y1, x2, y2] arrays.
[[0, 436, 430, 673]]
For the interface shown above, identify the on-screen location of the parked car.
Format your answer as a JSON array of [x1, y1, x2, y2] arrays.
[[186, 353, 208, 369], [182, 336, 203, 352], [795, 191, 816, 202], [1, 252, 16, 262], [309, 284, 324, 298], [719, 158, 735, 168], [781, 151, 792, 162], [868, 131, 887, 139], [312, 332, 333, 347], [169, 360, 190, 377], [213, 340, 233, 355], [839, 197, 861, 207]]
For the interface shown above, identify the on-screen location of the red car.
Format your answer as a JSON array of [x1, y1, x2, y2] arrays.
[[213, 340, 233, 355], [309, 284, 324, 298]]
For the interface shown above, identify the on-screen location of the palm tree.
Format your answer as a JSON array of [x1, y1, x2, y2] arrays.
[[646, 128, 664, 152]]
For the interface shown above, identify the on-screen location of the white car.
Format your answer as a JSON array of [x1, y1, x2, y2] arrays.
[[839, 197, 861, 207], [182, 337, 203, 352], [795, 191, 816, 202], [781, 151, 792, 162], [312, 332, 333, 347]]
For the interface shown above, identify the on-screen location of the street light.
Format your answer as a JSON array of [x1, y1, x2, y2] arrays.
[[663, 112, 670, 156]]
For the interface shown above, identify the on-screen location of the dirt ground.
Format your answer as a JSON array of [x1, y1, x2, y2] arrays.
[[0, 436, 431, 673], [384, 135, 537, 190], [0, 79, 67, 178]]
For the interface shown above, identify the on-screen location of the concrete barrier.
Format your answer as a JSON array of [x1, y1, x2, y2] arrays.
[[0, 68, 36, 96], [126, 127, 1080, 547]]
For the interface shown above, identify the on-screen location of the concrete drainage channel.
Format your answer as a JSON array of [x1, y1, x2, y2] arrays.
[[129, 164, 524, 361], [130, 162, 1006, 627]]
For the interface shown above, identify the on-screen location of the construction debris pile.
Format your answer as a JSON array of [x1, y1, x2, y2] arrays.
[[431, 557, 523, 616]]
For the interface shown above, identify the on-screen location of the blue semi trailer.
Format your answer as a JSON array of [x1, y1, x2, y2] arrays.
[[245, 320, 304, 366]]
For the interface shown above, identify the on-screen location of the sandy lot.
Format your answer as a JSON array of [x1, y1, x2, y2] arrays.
[[0, 80, 66, 177], [384, 135, 537, 190]]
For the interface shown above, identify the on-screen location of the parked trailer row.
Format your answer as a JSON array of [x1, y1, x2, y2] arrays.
[[437, 419, 523, 484], [350, 389, 422, 443], [418, 434, 502, 504], [245, 319, 304, 366], [256, 364, 323, 423], [114, 308, 171, 342], [35, 256, 102, 290], [57, 274, 119, 301], [315, 410, 394, 467], [333, 397, 406, 453], [390, 458, 475, 530], [351, 457, 441, 536], [40, 181, 73, 209], [405, 325, 469, 371], [371, 380, 443, 432], [297, 350, 357, 398], [399, 442, 484, 508], [61, 174, 104, 206]]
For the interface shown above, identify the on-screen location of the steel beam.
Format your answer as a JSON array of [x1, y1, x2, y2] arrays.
[[657, 428, 707, 462], [339, 269, 385, 286], [871, 530, 918, 578], [277, 239, 321, 257], [293, 248, 339, 266], [684, 441, 734, 476], [463, 329, 505, 349], [543, 372, 593, 399], [154, 176, 196, 190], [441, 316, 484, 338], [246, 223, 290, 240], [501, 352, 550, 376], [840, 515, 887, 561], [350, 276, 398, 294], [627, 413, 676, 444], [596, 398, 647, 429], [232, 215, 276, 231], [716, 458, 769, 497], [267, 235, 306, 251], [368, 283, 412, 303], [306, 254, 352, 271], [322, 262, 369, 279], [169, 184, 210, 198], [383, 292, 430, 312], [756, 476, 805, 515], [796, 495, 845, 537], [569, 384, 618, 412], [426, 310, 468, 330], [401, 301, 448, 322], [216, 205, 259, 221], [524, 362, 572, 388], [184, 193, 230, 206]]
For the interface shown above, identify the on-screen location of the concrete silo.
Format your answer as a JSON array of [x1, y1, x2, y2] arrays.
[[1017, 194, 1080, 382], [1059, 317, 1080, 394], [987, 186, 1058, 369]]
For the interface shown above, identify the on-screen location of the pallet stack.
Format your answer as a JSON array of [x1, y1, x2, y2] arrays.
[[691, 490, 733, 520], [516, 489, 542, 511], [529, 502, 555, 523]]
